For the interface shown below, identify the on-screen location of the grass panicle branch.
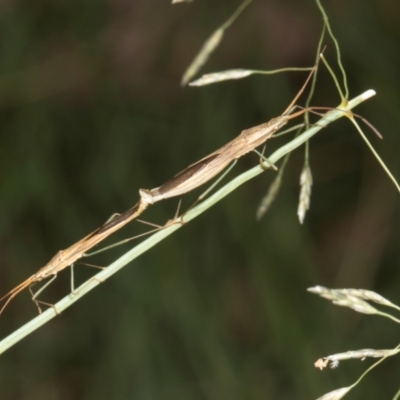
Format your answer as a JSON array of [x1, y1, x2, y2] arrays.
[[310, 286, 400, 399]]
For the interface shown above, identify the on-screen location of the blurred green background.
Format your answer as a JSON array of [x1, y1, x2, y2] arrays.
[[0, 0, 399, 399]]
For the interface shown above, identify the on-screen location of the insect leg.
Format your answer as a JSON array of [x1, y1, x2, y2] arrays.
[[29, 274, 58, 314]]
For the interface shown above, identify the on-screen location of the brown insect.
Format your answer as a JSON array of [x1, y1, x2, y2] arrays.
[[0, 60, 319, 315]]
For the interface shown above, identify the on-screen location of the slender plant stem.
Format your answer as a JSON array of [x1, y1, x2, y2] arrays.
[[0, 89, 376, 355]]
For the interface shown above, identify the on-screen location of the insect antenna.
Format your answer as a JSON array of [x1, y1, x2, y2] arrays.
[[0, 276, 35, 315]]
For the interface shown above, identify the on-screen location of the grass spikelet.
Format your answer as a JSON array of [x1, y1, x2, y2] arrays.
[[315, 387, 351, 400], [189, 69, 253, 86], [189, 67, 312, 86], [181, 0, 252, 85], [181, 29, 224, 86], [298, 164, 312, 223], [308, 286, 400, 323], [256, 176, 281, 220], [308, 286, 378, 314], [256, 151, 292, 220], [315, 348, 400, 370]]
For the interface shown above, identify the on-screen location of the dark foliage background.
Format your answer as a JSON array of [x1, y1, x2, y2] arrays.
[[0, 0, 399, 399]]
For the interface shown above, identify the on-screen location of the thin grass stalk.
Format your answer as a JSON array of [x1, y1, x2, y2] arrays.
[[0, 89, 375, 355]]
